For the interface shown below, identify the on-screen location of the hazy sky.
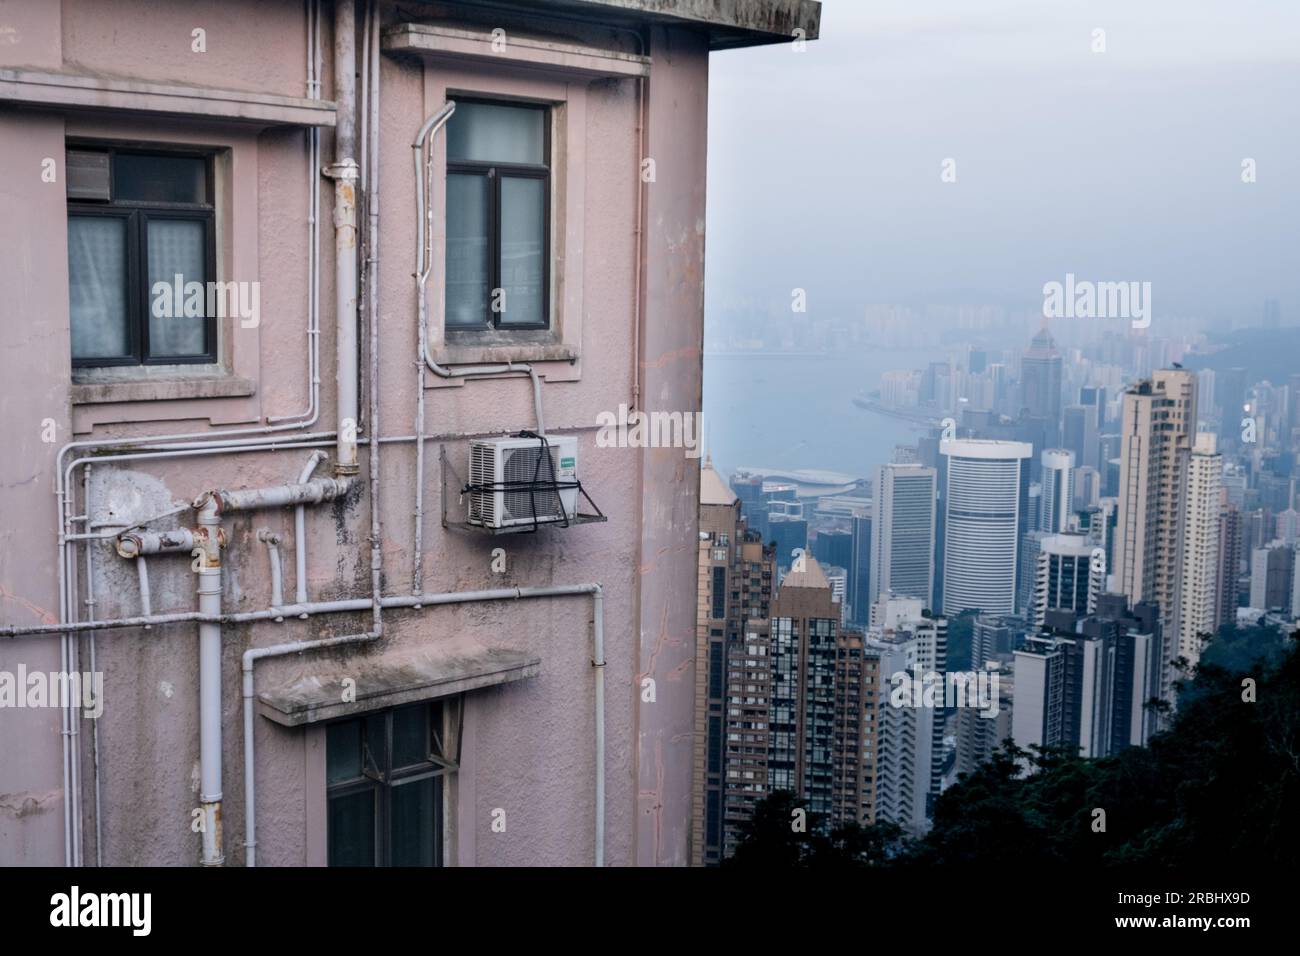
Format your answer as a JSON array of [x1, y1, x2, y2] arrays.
[[705, 0, 1300, 328]]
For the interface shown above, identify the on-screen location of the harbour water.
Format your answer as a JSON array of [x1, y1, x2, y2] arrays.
[[702, 350, 936, 482]]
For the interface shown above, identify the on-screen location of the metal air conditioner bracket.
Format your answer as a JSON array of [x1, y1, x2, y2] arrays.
[[439, 444, 607, 536]]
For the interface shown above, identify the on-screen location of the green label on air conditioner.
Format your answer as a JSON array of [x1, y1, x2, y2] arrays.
[[560, 457, 575, 469]]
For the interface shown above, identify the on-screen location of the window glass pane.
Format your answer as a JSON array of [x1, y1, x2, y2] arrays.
[[447, 102, 544, 165], [498, 176, 545, 327], [146, 218, 207, 358], [445, 173, 488, 328], [328, 789, 376, 866], [392, 705, 429, 768], [363, 715, 386, 779], [68, 216, 131, 360], [390, 776, 440, 866], [114, 153, 207, 204], [430, 699, 450, 762], [327, 719, 362, 785]]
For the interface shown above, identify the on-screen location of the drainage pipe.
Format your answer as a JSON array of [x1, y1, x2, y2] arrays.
[[257, 531, 285, 609], [330, 0, 360, 475], [363, 0, 386, 662], [411, 102, 454, 596], [135, 558, 152, 626], [195, 476, 353, 515], [246, 0, 385, 867], [293, 450, 328, 607], [194, 501, 225, 866], [190, 467, 351, 868], [78, 465, 93, 868], [116, 529, 196, 558], [270, 0, 323, 426]]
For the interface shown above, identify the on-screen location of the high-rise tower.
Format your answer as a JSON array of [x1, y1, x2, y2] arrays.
[[941, 439, 1033, 615], [869, 463, 937, 609], [1113, 369, 1197, 704]]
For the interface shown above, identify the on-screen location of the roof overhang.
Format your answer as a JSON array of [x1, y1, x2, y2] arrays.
[[439, 0, 821, 51]]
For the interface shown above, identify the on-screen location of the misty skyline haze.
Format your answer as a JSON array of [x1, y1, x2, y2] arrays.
[[705, 0, 1300, 330]]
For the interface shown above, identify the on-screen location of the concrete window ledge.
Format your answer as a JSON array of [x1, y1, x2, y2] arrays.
[[70, 375, 257, 405], [0, 69, 337, 127], [257, 643, 541, 727], [432, 339, 581, 368]]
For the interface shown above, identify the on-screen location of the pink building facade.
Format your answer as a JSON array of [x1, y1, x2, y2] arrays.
[[0, 0, 819, 865]]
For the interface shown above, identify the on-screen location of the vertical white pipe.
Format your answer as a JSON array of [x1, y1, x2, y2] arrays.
[[136, 557, 152, 623], [333, 0, 359, 475], [68, 468, 87, 868], [593, 584, 605, 867], [294, 450, 327, 608], [59, 594, 71, 866], [365, 0, 384, 647], [196, 503, 224, 866], [241, 661, 258, 867], [259, 532, 284, 609], [411, 102, 455, 595], [84, 464, 104, 866]]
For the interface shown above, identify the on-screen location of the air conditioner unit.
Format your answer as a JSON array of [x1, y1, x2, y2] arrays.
[[467, 434, 580, 529]]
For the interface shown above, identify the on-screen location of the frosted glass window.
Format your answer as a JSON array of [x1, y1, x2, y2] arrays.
[[498, 176, 545, 327], [447, 102, 544, 165], [147, 219, 208, 357], [445, 173, 489, 327], [68, 216, 131, 360]]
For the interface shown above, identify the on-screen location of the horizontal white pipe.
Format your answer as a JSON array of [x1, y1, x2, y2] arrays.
[[196, 476, 353, 516], [3, 586, 601, 636], [116, 529, 195, 558]]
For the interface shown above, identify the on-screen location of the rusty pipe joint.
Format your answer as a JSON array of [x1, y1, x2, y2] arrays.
[[190, 525, 227, 561]]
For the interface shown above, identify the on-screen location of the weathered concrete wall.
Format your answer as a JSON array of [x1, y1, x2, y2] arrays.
[[0, 0, 709, 867], [60, 0, 311, 99], [0, 110, 73, 865], [633, 24, 708, 867]]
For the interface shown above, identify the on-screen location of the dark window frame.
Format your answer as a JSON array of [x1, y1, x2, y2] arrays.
[[325, 702, 454, 867], [445, 97, 552, 333], [66, 143, 218, 368]]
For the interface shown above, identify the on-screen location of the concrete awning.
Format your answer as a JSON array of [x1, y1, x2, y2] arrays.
[[0, 69, 337, 127], [535, 0, 821, 50], [389, 1, 820, 54], [257, 642, 540, 727]]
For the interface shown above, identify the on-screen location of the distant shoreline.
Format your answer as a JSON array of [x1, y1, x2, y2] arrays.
[[704, 349, 928, 359]]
